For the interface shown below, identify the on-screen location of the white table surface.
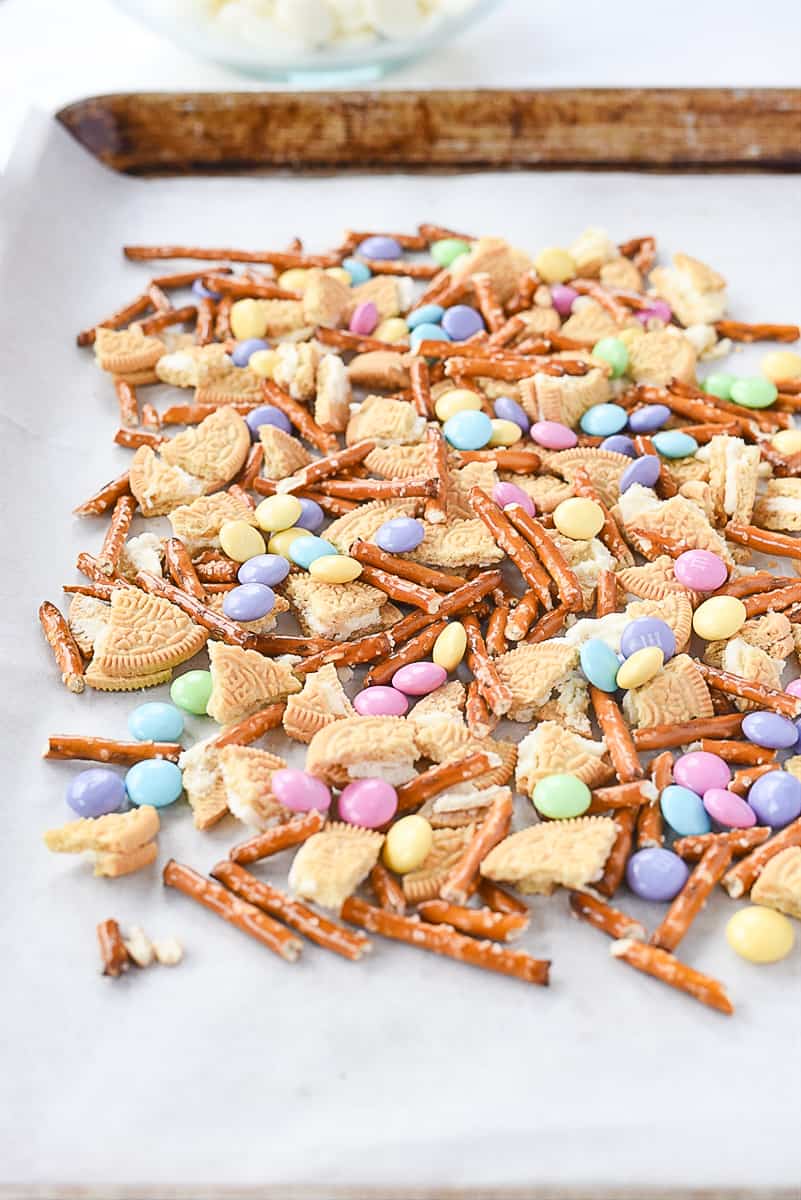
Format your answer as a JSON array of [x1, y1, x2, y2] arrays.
[[1, 0, 800, 169]]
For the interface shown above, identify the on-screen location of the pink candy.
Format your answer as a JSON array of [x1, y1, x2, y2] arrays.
[[392, 661, 447, 696], [550, 284, 578, 317], [636, 300, 672, 326], [673, 751, 731, 795], [271, 768, 331, 813], [353, 685, 409, 717], [530, 420, 578, 451], [338, 778, 398, 829], [493, 481, 535, 516], [702, 788, 757, 829], [349, 301, 379, 336], [786, 680, 801, 700], [673, 549, 728, 592]]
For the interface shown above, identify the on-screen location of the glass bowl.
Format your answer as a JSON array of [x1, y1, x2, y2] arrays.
[[114, 0, 505, 83]]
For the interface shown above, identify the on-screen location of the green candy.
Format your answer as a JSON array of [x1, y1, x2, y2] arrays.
[[532, 773, 592, 820], [703, 372, 737, 400], [730, 376, 778, 410], [592, 336, 629, 379], [170, 670, 213, 715], [430, 238, 471, 268]]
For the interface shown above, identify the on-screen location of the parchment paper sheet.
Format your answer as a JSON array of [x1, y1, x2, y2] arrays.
[[1, 113, 800, 1196]]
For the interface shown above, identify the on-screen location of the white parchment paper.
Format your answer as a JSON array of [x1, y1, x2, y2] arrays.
[[1, 113, 800, 1197]]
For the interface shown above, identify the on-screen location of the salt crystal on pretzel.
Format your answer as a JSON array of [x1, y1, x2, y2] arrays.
[[569, 892, 646, 941], [610, 939, 733, 1015]]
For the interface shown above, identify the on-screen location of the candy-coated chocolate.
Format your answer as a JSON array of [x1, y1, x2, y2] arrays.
[[238, 553, 291, 587], [432, 622, 467, 672], [730, 377, 778, 410], [742, 710, 799, 750], [357, 235, 402, 260], [391, 661, 448, 696], [626, 847, 689, 901], [747, 771, 801, 827], [579, 403, 628, 437], [375, 317, 409, 343], [600, 434, 636, 457], [170, 670, 213, 715], [434, 389, 484, 422], [532, 773, 591, 819], [627, 404, 670, 434], [771, 429, 801, 456], [255, 494, 303, 534], [309, 555, 362, 583], [726, 906, 794, 963], [294, 497, 325, 532], [579, 639, 621, 693], [703, 372, 736, 400], [442, 304, 485, 341], [128, 702, 184, 743], [620, 616, 675, 660], [223, 582, 276, 622], [442, 409, 492, 451], [271, 768, 331, 813], [652, 430, 698, 458], [288, 535, 337, 569], [493, 481, 535, 516], [703, 788, 757, 829], [660, 784, 712, 836], [692, 595, 746, 641], [248, 349, 279, 378], [410, 323, 451, 350], [493, 395, 530, 432], [762, 350, 801, 383], [534, 246, 576, 284], [430, 238, 471, 267], [353, 686, 409, 717], [232, 338, 269, 368], [786, 679, 801, 700], [407, 304, 445, 329], [268, 526, 311, 557], [338, 778, 398, 829], [383, 815, 433, 873], [673, 751, 731, 794], [278, 268, 310, 291], [349, 301, 379, 336], [619, 455, 660, 492], [530, 420, 578, 450], [245, 404, 292, 439], [553, 496, 605, 540], [341, 256, 371, 285], [192, 278, 221, 301], [66, 768, 126, 818], [488, 418, 523, 447], [615, 645, 663, 690], [230, 298, 268, 340], [635, 300, 672, 325], [125, 759, 183, 809], [674, 549, 727, 592], [375, 517, 425, 554], [550, 284, 578, 316], [219, 520, 266, 563], [327, 266, 355, 287], [592, 336, 629, 379]]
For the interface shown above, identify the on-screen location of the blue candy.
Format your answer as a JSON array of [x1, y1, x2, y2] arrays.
[[652, 430, 699, 459], [579, 639, 621, 693], [579, 403, 628, 436], [410, 323, 451, 351], [442, 409, 492, 450], [128, 702, 184, 743], [288, 535, 337, 569], [125, 760, 183, 809], [342, 257, 371, 285], [407, 304, 445, 330], [660, 784, 711, 836]]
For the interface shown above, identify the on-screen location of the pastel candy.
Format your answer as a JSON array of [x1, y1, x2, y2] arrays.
[[592, 336, 628, 379], [442, 305, 484, 341], [442, 409, 492, 450], [128, 702, 184, 743], [308, 555, 362, 583], [652, 430, 698, 458], [549, 284, 578, 316], [375, 517, 425, 553], [493, 481, 535, 516], [233, 338, 269, 368], [238, 554, 290, 587], [170, 670, 213, 715], [357, 235, 402, 260], [410, 323, 450, 350], [674, 549, 727, 591], [342, 256, 371, 285], [255, 494, 302, 533], [430, 239, 470, 267], [600, 434, 636, 457], [66, 768, 126, 819], [626, 847, 689, 901], [349, 301, 379, 336], [383, 815, 433, 873], [288, 535, 337, 569], [615, 646, 663, 690], [747, 771, 801, 828], [660, 784, 711, 836], [579, 403, 628, 436], [407, 304, 445, 329], [703, 788, 757, 829], [353, 686, 409, 717], [432, 622, 467, 672], [294, 497, 325, 532], [620, 455, 660, 492], [223, 583, 275, 622], [726, 906, 794, 963], [532, 773, 591, 819], [692, 596, 746, 641], [741, 710, 799, 749], [673, 751, 731, 795], [338, 778, 398, 829], [579, 639, 620, 693], [245, 405, 292, 439], [271, 768, 331, 813], [392, 661, 447, 696], [530, 420, 578, 450], [125, 759, 183, 809], [620, 617, 675, 661], [493, 395, 530, 432]]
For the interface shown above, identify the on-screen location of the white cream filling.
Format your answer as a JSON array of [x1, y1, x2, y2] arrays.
[[347, 760, 416, 785], [562, 613, 629, 652], [617, 483, 661, 527], [123, 532, 164, 576], [178, 740, 221, 798], [306, 605, 381, 639], [723, 438, 745, 515]]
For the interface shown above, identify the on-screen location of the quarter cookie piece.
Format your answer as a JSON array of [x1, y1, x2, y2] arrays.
[[289, 823, 384, 911], [649, 251, 728, 327], [219, 744, 290, 830], [753, 479, 801, 533], [205, 641, 301, 726], [750, 847, 801, 919], [94, 326, 164, 374], [179, 739, 229, 830], [481, 817, 618, 895], [346, 395, 426, 447], [282, 663, 355, 744], [168, 491, 258, 554]]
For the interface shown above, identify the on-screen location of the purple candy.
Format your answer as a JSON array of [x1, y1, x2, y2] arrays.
[[192, 278, 221, 300], [245, 405, 292, 439], [223, 583, 275, 622], [619, 454, 661, 493], [703, 788, 757, 829], [271, 769, 331, 814], [673, 549, 728, 592], [786, 679, 801, 700], [353, 686, 409, 717], [626, 847, 689, 901], [600, 434, 637, 457], [627, 404, 671, 434], [747, 771, 801, 828], [673, 751, 731, 795], [237, 554, 290, 587], [493, 481, 536, 516], [349, 301, 379, 336], [493, 395, 530, 432], [442, 305, 485, 341], [375, 517, 425, 554], [294, 497, 325, 532], [357, 235, 402, 260], [620, 617, 676, 661], [530, 420, 578, 450], [741, 710, 799, 750], [232, 338, 269, 367], [550, 284, 578, 316], [66, 768, 127, 818], [338, 778, 398, 829], [636, 300, 672, 325], [392, 661, 447, 696]]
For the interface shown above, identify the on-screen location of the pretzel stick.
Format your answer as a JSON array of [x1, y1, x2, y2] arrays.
[[163, 861, 301, 962], [44, 736, 181, 765], [444, 356, 591, 382], [441, 793, 513, 905], [76, 552, 121, 585], [77, 293, 153, 346], [590, 688, 643, 783], [488, 594, 514, 651], [114, 378, 139, 428], [525, 603, 569, 644], [464, 679, 497, 739], [587, 780, 655, 814], [315, 328, 409, 355], [39, 601, 84, 693], [194, 296, 216, 344], [418, 222, 475, 243], [341, 897, 549, 986], [637, 751, 670, 849], [594, 569, 619, 618], [228, 810, 326, 866], [395, 752, 494, 814], [210, 704, 287, 748], [742, 581, 801, 619], [417, 900, 528, 943], [696, 663, 801, 718], [634, 714, 744, 751], [651, 841, 733, 953], [488, 315, 527, 348], [211, 862, 369, 961], [470, 272, 505, 333], [505, 504, 584, 611], [275, 440, 376, 495], [164, 538, 207, 601], [261, 381, 338, 453], [698, 739, 776, 766], [364, 620, 447, 687], [201, 276, 299, 301], [673, 827, 771, 863], [124, 245, 339, 268], [350, 541, 462, 592], [619, 235, 657, 272], [469, 487, 553, 607], [714, 572, 794, 599], [356, 565, 442, 614], [96, 495, 137, 577], [569, 892, 646, 941], [227, 483, 256, 513], [73, 472, 131, 517], [714, 320, 799, 343], [368, 864, 407, 915], [149, 267, 232, 289], [193, 552, 239, 583], [63, 582, 119, 600], [727, 763, 776, 796], [571, 468, 634, 567], [724, 522, 801, 561], [135, 571, 247, 646], [214, 295, 233, 339], [386, 571, 504, 646], [161, 402, 260, 427], [280, 490, 359, 517], [409, 357, 433, 419], [342, 229, 428, 252], [631, 434, 679, 498], [97, 919, 130, 977], [423, 425, 451, 524], [454, 447, 541, 472], [611, 939, 733, 1015], [137, 304, 197, 335], [247, 634, 335, 659], [594, 808, 637, 899], [475, 880, 527, 916], [721, 815, 801, 897], [294, 630, 395, 676], [462, 615, 513, 716]]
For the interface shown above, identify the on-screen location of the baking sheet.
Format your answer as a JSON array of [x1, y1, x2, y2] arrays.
[[1, 111, 801, 1199]]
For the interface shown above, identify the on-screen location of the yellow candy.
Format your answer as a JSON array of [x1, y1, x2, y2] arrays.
[[534, 247, 576, 284], [771, 428, 801, 456], [726, 906, 794, 964], [553, 497, 605, 540], [278, 268, 309, 292], [309, 555, 362, 583], [219, 520, 266, 563], [326, 267, 352, 287], [432, 621, 467, 672], [488, 419, 523, 448], [268, 527, 311, 557], [692, 595, 746, 641], [375, 317, 409, 344], [761, 349, 801, 384], [434, 389, 484, 422], [616, 645, 664, 690], [248, 349, 279, 379], [255, 494, 303, 533], [383, 815, 433, 874], [230, 298, 268, 340]]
